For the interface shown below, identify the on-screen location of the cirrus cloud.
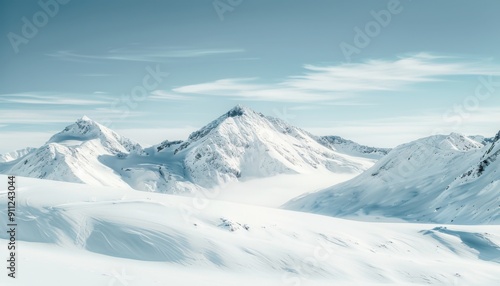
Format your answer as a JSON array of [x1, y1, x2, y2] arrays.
[[173, 53, 500, 102]]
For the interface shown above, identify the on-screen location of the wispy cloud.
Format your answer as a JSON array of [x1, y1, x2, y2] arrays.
[[0, 93, 109, 105], [0, 108, 145, 125], [173, 78, 343, 102], [149, 90, 192, 101], [284, 53, 500, 92], [0, 92, 143, 125], [47, 47, 245, 62], [173, 53, 500, 102]]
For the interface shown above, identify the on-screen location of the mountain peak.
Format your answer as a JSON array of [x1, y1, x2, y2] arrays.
[[449, 132, 464, 138], [187, 105, 261, 142], [79, 115, 92, 121], [46, 117, 142, 154], [226, 104, 253, 117], [57, 117, 103, 139]]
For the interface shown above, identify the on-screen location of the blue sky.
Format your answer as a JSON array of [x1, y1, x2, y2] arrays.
[[1, 0, 500, 152]]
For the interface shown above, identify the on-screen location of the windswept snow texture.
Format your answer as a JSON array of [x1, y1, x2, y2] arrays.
[[319, 135, 390, 159], [0, 106, 377, 193], [0, 176, 499, 285], [286, 132, 500, 224]]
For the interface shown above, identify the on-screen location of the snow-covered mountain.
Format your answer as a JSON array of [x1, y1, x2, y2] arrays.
[[0, 106, 377, 193], [0, 116, 142, 188], [160, 105, 373, 187], [47, 115, 143, 154], [286, 132, 500, 224], [0, 147, 36, 162]]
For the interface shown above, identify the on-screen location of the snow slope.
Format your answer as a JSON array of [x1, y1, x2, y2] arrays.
[[0, 175, 499, 286], [0, 106, 377, 194], [286, 132, 500, 224]]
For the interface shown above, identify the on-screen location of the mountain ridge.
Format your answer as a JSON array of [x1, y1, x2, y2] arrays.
[[0, 105, 379, 193]]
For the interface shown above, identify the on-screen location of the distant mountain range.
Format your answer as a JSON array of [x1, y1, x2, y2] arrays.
[[0, 147, 36, 163], [2, 105, 498, 224], [0, 105, 383, 193]]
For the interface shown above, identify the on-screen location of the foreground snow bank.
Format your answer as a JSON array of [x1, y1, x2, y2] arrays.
[[0, 175, 499, 285]]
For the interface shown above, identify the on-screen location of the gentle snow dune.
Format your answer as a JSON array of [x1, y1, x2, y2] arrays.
[[1, 175, 499, 285], [286, 132, 500, 224]]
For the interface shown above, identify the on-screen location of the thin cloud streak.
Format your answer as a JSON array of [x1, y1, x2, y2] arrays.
[[173, 53, 500, 102], [286, 54, 500, 92], [173, 78, 343, 102], [47, 48, 245, 62], [0, 109, 145, 125], [149, 90, 192, 101], [0, 93, 111, 106]]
